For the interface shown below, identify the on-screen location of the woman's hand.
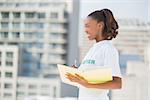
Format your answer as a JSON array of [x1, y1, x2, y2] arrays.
[[66, 73, 90, 88], [66, 73, 122, 89], [71, 65, 78, 69]]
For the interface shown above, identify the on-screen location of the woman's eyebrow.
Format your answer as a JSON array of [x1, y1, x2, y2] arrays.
[[84, 24, 90, 27]]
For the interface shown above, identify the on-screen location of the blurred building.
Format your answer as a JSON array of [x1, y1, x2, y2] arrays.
[[113, 19, 150, 73], [0, 45, 61, 100], [61, 0, 80, 98], [112, 21, 150, 100], [0, 0, 80, 98], [17, 77, 60, 100], [111, 61, 149, 100], [0, 0, 70, 77], [144, 44, 150, 69], [113, 19, 150, 58], [0, 46, 18, 100]]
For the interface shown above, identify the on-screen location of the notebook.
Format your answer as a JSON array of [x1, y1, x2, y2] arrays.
[[57, 64, 112, 87]]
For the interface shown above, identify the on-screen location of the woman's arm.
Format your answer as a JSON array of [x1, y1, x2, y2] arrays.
[[86, 76, 122, 89], [66, 73, 122, 89]]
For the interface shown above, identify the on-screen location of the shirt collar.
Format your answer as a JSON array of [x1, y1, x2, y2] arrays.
[[93, 40, 110, 46]]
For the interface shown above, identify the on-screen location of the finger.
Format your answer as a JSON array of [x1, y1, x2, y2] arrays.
[[67, 76, 79, 82], [75, 73, 84, 79], [65, 73, 81, 82], [65, 72, 70, 76], [66, 72, 75, 76], [74, 74, 88, 83], [71, 65, 78, 68], [66, 73, 76, 79], [67, 77, 74, 82]]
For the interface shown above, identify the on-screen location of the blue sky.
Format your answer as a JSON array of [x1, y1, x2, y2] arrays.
[[80, 0, 149, 22]]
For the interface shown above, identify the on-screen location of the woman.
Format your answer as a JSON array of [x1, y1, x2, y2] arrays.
[[66, 8, 122, 100]]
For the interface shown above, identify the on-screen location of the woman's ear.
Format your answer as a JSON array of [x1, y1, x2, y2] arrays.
[[98, 22, 104, 30]]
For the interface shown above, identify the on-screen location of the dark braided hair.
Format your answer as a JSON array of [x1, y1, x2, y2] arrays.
[[88, 9, 119, 40]]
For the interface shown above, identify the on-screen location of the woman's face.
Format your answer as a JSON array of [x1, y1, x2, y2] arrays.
[[84, 17, 103, 40]]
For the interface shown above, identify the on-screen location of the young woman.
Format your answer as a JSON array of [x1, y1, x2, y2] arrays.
[[66, 8, 122, 100]]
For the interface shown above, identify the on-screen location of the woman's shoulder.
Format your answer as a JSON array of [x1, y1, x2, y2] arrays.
[[97, 40, 116, 49], [94, 40, 118, 54], [103, 41, 118, 53]]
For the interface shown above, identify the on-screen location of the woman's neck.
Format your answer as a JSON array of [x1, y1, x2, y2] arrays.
[[95, 36, 105, 42]]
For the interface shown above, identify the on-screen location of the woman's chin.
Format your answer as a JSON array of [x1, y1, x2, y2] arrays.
[[88, 37, 94, 40]]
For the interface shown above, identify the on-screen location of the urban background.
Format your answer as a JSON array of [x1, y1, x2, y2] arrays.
[[0, 0, 150, 100]]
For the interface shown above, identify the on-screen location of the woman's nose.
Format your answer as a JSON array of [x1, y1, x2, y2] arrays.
[[84, 29, 88, 34]]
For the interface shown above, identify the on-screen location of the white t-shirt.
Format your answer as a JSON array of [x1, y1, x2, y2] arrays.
[[78, 40, 121, 100]]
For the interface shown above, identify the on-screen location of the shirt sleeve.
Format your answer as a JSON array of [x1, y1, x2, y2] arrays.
[[103, 46, 122, 78]]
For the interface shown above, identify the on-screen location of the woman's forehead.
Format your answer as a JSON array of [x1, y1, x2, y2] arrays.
[[84, 17, 97, 24]]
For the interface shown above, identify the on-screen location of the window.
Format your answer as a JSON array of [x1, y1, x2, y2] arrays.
[[17, 83, 25, 88], [24, 32, 33, 39], [49, 44, 57, 49], [6, 3, 15, 7], [15, 3, 25, 7], [24, 23, 30, 28], [41, 84, 49, 88], [25, 12, 35, 18], [35, 43, 43, 49], [50, 23, 63, 30], [12, 22, 20, 28], [1, 12, 9, 18], [36, 32, 44, 38], [37, 13, 45, 19], [28, 92, 36, 96], [6, 61, 13, 66], [1, 22, 9, 29], [6, 52, 13, 58], [23, 43, 33, 48], [0, 32, 8, 38], [28, 84, 37, 89], [50, 12, 58, 19], [5, 72, 13, 78], [4, 93, 12, 98], [12, 32, 20, 39], [53, 86, 56, 97], [37, 23, 44, 29], [50, 33, 62, 40], [4, 83, 12, 89], [49, 54, 61, 61], [39, 3, 49, 7], [17, 91, 25, 96], [5, 52, 13, 66], [0, 52, 1, 66], [13, 12, 20, 18], [37, 53, 43, 59], [0, 3, 4, 7], [64, 11, 68, 18], [24, 22, 35, 29], [49, 44, 63, 49], [41, 93, 49, 96]]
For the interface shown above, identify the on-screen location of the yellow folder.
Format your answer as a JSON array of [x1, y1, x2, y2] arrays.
[[57, 64, 112, 87]]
